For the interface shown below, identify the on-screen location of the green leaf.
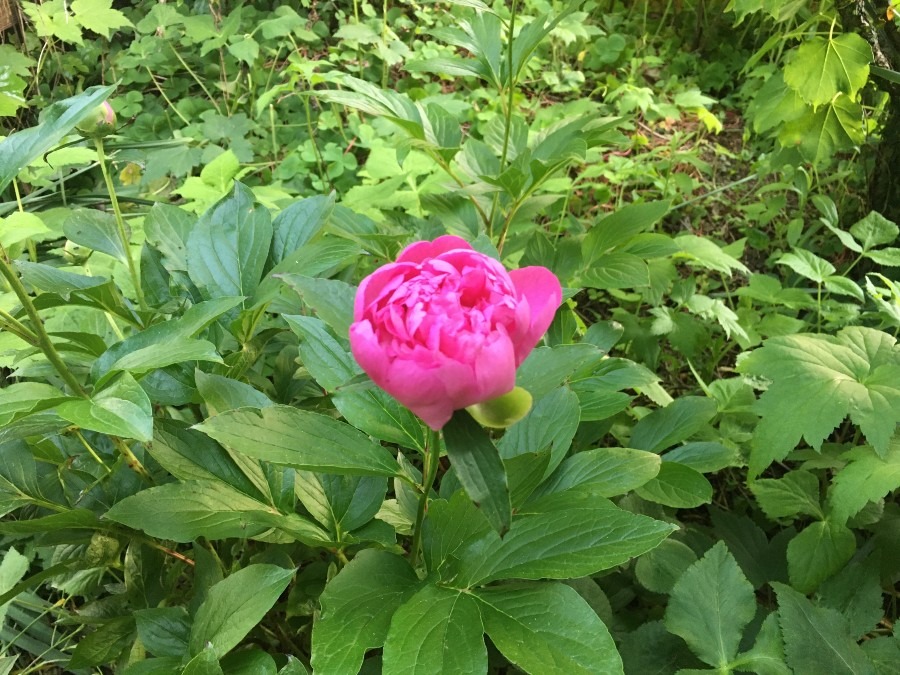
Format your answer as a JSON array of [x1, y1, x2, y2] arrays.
[[738, 326, 900, 475], [636, 461, 713, 508], [665, 542, 756, 669], [71, 0, 133, 38], [57, 372, 153, 442], [773, 583, 875, 675], [456, 490, 676, 586], [311, 550, 421, 674], [69, 617, 136, 668], [0, 547, 29, 626], [144, 203, 194, 272], [0, 84, 115, 193], [777, 248, 836, 283], [674, 234, 749, 276], [497, 386, 581, 478], [279, 275, 355, 337], [104, 480, 271, 542], [779, 95, 865, 165], [827, 443, 900, 525], [630, 396, 718, 452], [476, 581, 622, 674], [382, 585, 487, 675], [580, 252, 651, 290], [750, 470, 824, 521], [187, 183, 273, 309], [582, 200, 671, 264], [532, 447, 661, 500], [442, 410, 512, 535], [194, 405, 400, 476], [0, 211, 50, 247], [190, 564, 294, 658], [849, 211, 899, 251], [135, 607, 191, 658], [786, 520, 856, 593], [332, 386, 427, 452], [423, 490, 493, 579], [270, 194, 334, 263], [732, 613, 791, 675], [296, 472, 386, 534], [784, 34, 872, 107], [283, 314, 359, 391], [817, 557, 885, 639], [0, 382, 71, 426], [661, 442, 740, 473], [110, 339, 222, 376], [182, 646, 224, 675], [195, 371, 273, 415], [634, 539, 698, 594]]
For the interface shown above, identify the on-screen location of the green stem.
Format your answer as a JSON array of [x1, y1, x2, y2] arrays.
[[0, 307, 39, 346], [94, 137, 148, 312], [112, 436, 153, 483], [0, 248, 87, 397], [410, 429, 442, 568], [489, 0, 520, 239]]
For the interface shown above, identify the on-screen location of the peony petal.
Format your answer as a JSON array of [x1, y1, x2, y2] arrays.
[[353, 263, 413, 320], [348, 320, 389, 386], [508, 267, 563, 363], [396, 235, 472, 264], [380, 352, 464, 430]]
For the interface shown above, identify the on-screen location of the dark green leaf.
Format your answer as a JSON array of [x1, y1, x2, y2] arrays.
[[63, 209, 129, 264], [135, 607, 191, 658], [635, 462, 713, 508], [279, 275, 355, 337], [190, 564, 294, 658], [311, 550, 421, 674], [583, 200, 670, 264], [442, 410, 512, 535], [786, 520, 856, 593], [68, 616, 136, 669], [630, 396, 718, 453], [532, 447, 660, 500], [271, 194, 334, 263]]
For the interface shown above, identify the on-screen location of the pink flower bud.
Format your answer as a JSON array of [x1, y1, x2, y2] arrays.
[[76, 101, 117, 138], [349, 235, 562, 430]]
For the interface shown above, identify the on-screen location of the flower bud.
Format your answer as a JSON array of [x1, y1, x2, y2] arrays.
[[466, 386, 533, 429], [75, 101, 117, 138]]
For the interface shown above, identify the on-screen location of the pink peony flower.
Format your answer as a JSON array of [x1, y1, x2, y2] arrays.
[[349, 235, 562, 430]]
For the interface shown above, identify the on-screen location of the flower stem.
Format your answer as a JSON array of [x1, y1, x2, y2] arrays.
[[410, 428, 442, 568], [93, 137, 148, 312], [0, 247, 87, 397]]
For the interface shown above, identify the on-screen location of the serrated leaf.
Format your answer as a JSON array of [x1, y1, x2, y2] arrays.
[[580, 252, 651, 289], [750, 470, 823, 521], [777, 248, 835, 283], [194, 405, 399, 477], [817, 557, 884, 640], [382, 585, 486, 675], [849, 211, 899, 251], [787, 520, 856, 593], [665, 541, 756, 668], [311, 550, 421, 674], [732, 613, 791, 675], [476, 581, 623, 674], [190, 564, 294, 658], [779, 95, 865, 165], [827, 443, 900, 525], [738, 326, 900, 476], [71, 0, 133, 38], [270, 194, 334, 263], [773, 583, 875, 675], [674, 234, 748, 276], [784, 34, 872, 107]]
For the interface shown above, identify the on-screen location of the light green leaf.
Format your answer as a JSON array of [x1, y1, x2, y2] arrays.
[[0, 85, 115, 193], [787, 520, 856, 593], [827, 443, 900, 525], [773, 583, 876, 675], [283, 314, 359, 391], [750, 470, 824, 521], [311, 550, 421, 674], [0, 212, 50, 247], [665, 541, 756, 668], [71, 0, 133, 38], [673, 235, 748, 276], [477, 581, 623, 675], [195, 371, 274, 416], [582, 200, 670, 264], [382, 585, 486, 675], [777, 248, 836, 283], [194, 405, 400, 476], [784, 34, 872, 107], [738, 326, 900, 475], [636, 461, 713, 508], [580, 252, 651, 289], [279, 275, 355, 337], [732, 613, 791, 675], [110, 339, 222, 375], [779, 95, 865, 165], [0, 547, 29, 626], [57, 372, 153, 442], [0, 382, 71, 426], [190, 564, 294, 658], [849, 211, 898, 251]]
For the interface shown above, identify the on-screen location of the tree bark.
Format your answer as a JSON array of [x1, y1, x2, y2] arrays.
[[838, 1, 900, 223]]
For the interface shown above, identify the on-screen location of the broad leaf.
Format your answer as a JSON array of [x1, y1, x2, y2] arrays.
[[382, 585, 487, 674], [784, 33, 872, 107], [194, 405, 400, 476], [827, 442, 900, 526], [270, 195, 334, 263], [57, 372, 153, 442], [635, 462, 713, 508], [738, 327, 900, 475], [532, 447, 660, 500], [135, 607, 191, 658], [311, 550, 421, 674], [442, 410, 511, 535], [634, 539, 698, 594], [476, 581, 623, 674], [630, 396, 718, 453], [582, 200, 670, 265], [773, 583, 875, 675], [63, 209, 129, 264], [786, 520, 855, 593], [280, 276, 355, 337], [665, 542, 756, 668], [189, 564, 294, 658], [750, 470, 823, 521], [187, 183, 273, 309]]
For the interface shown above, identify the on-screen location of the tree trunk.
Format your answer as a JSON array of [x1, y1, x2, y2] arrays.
[[838, 0, 900, 223]]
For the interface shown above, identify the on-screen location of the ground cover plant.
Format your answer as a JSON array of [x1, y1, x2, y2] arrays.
[[0, 0, 899, 673]]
